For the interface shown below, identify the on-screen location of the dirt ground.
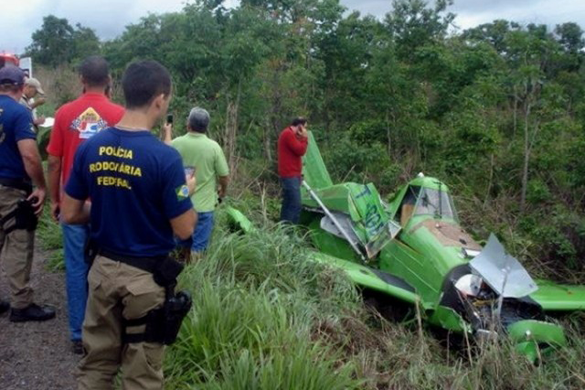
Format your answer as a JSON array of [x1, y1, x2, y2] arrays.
[[0, 246, 78, 390]]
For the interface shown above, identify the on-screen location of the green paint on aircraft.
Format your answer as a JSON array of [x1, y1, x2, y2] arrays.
[[226, 131, 585, 363]]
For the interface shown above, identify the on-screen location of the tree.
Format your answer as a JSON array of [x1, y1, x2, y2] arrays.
[[501, 25, 564, 212], [386, 0, 455, 62], [554, 22, 585, 53], [27, 15, 74, 66], [71, 24, 101, 63], [26, 15, 101, 67], [462, 20, 520, 54]]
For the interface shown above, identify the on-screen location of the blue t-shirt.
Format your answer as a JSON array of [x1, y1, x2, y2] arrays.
[[65, 127, 193, 257], [0, 95, 35, 180]]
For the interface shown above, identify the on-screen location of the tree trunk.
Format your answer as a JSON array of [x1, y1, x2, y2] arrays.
[[265, 63, 282, 165], [264, 118, 273, 164], [386, 110, 393, 158], [512, 94, 518, 140], [520, 102, 532, 213], [484, 153, 495, 206], [224, 79, 241, 176]]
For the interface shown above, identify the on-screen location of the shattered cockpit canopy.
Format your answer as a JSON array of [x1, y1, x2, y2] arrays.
[[414, 187, 459, 221], [394, 179, 459, 226]]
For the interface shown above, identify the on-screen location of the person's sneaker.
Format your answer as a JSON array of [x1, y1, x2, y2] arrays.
[[72, 340, 84, 355], [0, 300, 9, 315], [10, 303, 56, 322]]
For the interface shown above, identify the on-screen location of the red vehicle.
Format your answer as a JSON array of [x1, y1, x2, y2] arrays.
[[0, 53, 20, 67]]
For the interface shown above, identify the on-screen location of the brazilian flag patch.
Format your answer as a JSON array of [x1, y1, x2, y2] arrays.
[[176, 185, 190, 200]]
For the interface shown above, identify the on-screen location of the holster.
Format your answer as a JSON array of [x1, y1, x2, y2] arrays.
[[123, 290, 192, 345], [0, 199, 38, 235], [84, 239, 99, 267], [102, 252, 190, 346], [152, 256, 184, 287]]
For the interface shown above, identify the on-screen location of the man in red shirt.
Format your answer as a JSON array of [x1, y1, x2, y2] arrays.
[[277, 117, 308, 224], [46, 56, 124, 354]]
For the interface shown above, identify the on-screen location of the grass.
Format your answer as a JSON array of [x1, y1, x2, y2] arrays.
[[36, 206, 65, 271], [164, 219, 362, 389], [163, 207, 585, 389], [34, 194, 585, 389]]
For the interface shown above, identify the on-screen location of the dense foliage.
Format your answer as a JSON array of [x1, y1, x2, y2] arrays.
[[31, 0, 585, 281], [29, 1, 585, 387], [26, 15, 101, 67]]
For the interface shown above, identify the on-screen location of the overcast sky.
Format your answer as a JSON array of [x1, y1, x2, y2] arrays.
[[1, 0, 584, 55]]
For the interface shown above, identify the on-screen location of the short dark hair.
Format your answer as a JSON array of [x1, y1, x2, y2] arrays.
[[0, 84, 21, 94], [79, 56, 110, 87], [121, 60, 172, 110], [291, 117, 307, 127]]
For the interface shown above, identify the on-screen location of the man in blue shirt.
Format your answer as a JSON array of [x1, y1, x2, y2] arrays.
[[62, 61, 197, 389], [0, 65, 55, 322]]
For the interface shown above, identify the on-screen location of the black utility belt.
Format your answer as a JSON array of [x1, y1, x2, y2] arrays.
[[0, 177, 33, 194], [97, 248, 184, 288], [98, 249, 165, 273], [97, 248, 193, 346]]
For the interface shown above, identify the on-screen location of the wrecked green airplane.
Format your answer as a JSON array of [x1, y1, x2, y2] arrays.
[[228, 132, 585, 362]]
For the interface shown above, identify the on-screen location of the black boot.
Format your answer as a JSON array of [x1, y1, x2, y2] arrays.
[[0, 300, 9, 315], [10, 303, 56, 322], [71, 340, 84, 355]]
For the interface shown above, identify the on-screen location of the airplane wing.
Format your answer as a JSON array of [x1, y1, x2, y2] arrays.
[[225, 206, 420, 306], [530, 279, 585, 311], [310, 252, 420, 306], [225, 207, 255, 233]]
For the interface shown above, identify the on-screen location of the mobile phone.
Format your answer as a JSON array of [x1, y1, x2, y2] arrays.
[[167, 114, 174, 125], [184, 166, 195, 176]]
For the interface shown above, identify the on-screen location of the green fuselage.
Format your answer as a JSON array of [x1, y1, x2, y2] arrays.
[[290, 131, 583, 360], [302, 176, 473, 310]]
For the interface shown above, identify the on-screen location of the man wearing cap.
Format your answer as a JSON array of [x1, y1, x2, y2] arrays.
[[163, 107, 229, 260], [0, 66, 55, 321], [20, 77, 46, 129]]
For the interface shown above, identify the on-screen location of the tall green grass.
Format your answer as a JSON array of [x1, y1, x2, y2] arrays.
[[36, 206, 65, 271], [163, 208, 585, 389], [164, 221, 362, 389]]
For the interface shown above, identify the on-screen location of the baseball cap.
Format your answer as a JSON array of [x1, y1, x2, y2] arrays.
[[25, 77, 45, 95], [0, 66, 25, 86]]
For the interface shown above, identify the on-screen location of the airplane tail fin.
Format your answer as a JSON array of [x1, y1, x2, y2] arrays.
[[302, 131, 333, 190]]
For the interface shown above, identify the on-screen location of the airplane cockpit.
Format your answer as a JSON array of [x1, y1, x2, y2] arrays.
[[397, 183, 459, 226]]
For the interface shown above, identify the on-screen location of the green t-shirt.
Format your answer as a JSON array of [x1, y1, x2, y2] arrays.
[[172, 133, 229, 212]]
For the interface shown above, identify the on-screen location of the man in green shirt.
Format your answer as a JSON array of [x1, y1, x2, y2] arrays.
[[164, 107, 229, 259]]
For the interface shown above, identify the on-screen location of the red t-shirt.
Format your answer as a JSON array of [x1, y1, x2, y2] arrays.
[[277, 126, 308, 177], [47, 93, 124, 186]]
